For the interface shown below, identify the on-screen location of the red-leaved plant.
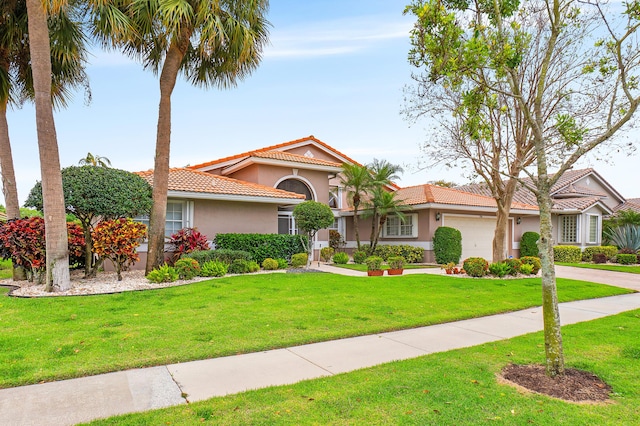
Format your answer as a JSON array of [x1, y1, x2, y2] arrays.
[[168, 227, 209, 263], [92, 218, 147, 281], [0, 217, 86, 282]]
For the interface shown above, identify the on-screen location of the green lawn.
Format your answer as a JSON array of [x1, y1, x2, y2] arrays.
[[87, 309, 640, 425], [0, 259, 12, 280], [557, 262, 640, 274], [0, 273, 630, 389]]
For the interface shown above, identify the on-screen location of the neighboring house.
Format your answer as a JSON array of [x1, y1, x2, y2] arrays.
[[457, 168, 628, 254], [135, 136, 635, 263]]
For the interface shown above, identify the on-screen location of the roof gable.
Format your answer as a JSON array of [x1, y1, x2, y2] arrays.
[[395, 184, 538, 210]]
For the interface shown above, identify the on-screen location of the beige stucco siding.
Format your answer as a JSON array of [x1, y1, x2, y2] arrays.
[[193, 199, 278, 237]]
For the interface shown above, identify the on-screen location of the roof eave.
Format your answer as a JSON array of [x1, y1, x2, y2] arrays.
[[167, 190, 306, 205], [222, 157, 343, 175]]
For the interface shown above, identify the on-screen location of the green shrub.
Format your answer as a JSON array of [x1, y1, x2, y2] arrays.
[[213, 233, 307, 264], [617, 253, 637, 265], [352, 250, 368, 264], [200, 260, 227, 277], [387, 256, 405, 269], [262, 258, 279, 270], [503, 258, 522, 276], [463, 257, 489, 277], [433, 227, 462, 264], [520, 256, 541, 274], [228, 259, 255, 274], [276, 258, 288, 269], [320, 247, 334, 262], [489, 262, 510, 278], [174, 258, 200, 280], [332, 252, 349, 265], [183, 249, 252, 265], [519, 263, 534, 275], [553, 245, 582, 263], [290, 253, 308, 268], [146, 264, 178, 283], [367, 245, 425, 263], [248, 261, 260, 272], [519, 232, 540, 257], [582, 246, 618, 262], [365, 256, 384, 271]]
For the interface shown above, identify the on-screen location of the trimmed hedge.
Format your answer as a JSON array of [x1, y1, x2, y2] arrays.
[[617, 253, 638, 265], [183, 249, 252, 265], [213, 233, 307, 264], [553, 245, 582, 263], [519, 231, 539, 257], [582, 246, 618, 262], [433, 227, 462, 264], [359, 244, 425, 263]]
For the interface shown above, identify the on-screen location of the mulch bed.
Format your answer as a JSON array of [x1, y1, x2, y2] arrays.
[[500, 364, 612, 403]]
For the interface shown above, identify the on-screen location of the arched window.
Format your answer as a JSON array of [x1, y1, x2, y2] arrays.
[[276, 179, 312, 200]]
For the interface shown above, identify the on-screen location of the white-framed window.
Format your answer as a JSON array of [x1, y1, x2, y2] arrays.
[[135, 200, 193, 237], [587, 214, 599, 244], [278, 213, 299, 235], [559, 215, 579, 243], [383, 214, 418, 238]]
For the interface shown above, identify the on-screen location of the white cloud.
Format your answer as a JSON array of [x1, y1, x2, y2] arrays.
[[265, 15, 413, 59]]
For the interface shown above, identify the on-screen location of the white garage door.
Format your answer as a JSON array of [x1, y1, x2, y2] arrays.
[[443, 216, 497, 261]]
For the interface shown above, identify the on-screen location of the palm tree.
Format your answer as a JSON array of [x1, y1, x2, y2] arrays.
[[365, 187, 406, 254], [94, 0, 270, 274], [340, 163, 373, 251], [366, 159, 403, 254], [79, 153, 112, 167], [2, 1, 88, 220]]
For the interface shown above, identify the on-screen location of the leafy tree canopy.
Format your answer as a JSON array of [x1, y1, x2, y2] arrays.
[[25, 166, 152, 226]]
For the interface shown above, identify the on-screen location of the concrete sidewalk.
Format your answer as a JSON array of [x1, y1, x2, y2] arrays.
[[1, 267, 639, 425]]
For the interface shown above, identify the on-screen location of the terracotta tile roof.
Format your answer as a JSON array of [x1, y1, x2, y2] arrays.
[[455, 169, 612, 209], [247, 150, 342, 167], [551, 197, 602, 211], [554, 184, 607, 198], [189, 135, 357, 170], [613, 198, 640, 213], [395, 184, 538, 210], [136, 168, 305, 200]]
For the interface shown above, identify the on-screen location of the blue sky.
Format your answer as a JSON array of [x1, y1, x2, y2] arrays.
[[4, 0, 638, 206]]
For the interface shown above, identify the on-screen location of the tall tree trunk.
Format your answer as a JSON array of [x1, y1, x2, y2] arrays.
[[535, 161, 564, 376], [0, 101, 20, 220], [352, 197, 361, 251], [26, 0, 70, 292], [368, 210, 379, 255], [145, 29, 192, 274], [0, 97, 26, 281]]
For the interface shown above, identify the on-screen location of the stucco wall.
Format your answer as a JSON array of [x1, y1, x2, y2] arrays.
[[193, 199, 279, 237]]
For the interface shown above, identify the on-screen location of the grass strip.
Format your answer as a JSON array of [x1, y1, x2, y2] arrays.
[[0, 273, 630, 388], [557, 262, 640, 274], [87, 309, 640, 425]]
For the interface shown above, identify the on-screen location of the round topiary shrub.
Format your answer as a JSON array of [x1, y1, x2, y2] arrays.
[[520, 256, 541, 274], [463, 257, 489, 277], [332, 251, 349, 265], [262, 258, 279, 270], [519, 231, 540, 257], [433, 226, 462, 264], [352, 250, 368, 264], [174, 258, 200, 280], [291, 253, 308, 268]]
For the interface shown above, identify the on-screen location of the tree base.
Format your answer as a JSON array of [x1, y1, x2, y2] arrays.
[[499, 364, 612, 403]]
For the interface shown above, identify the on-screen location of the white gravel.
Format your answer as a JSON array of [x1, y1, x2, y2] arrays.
[[1, 269, 211, 297]]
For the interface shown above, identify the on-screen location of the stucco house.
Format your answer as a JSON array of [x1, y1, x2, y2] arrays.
[[136, 136, 635, 263]]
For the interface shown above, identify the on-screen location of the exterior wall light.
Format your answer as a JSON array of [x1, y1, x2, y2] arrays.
[[517, 217, 522, 225], [435, 212, 441, 221]]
